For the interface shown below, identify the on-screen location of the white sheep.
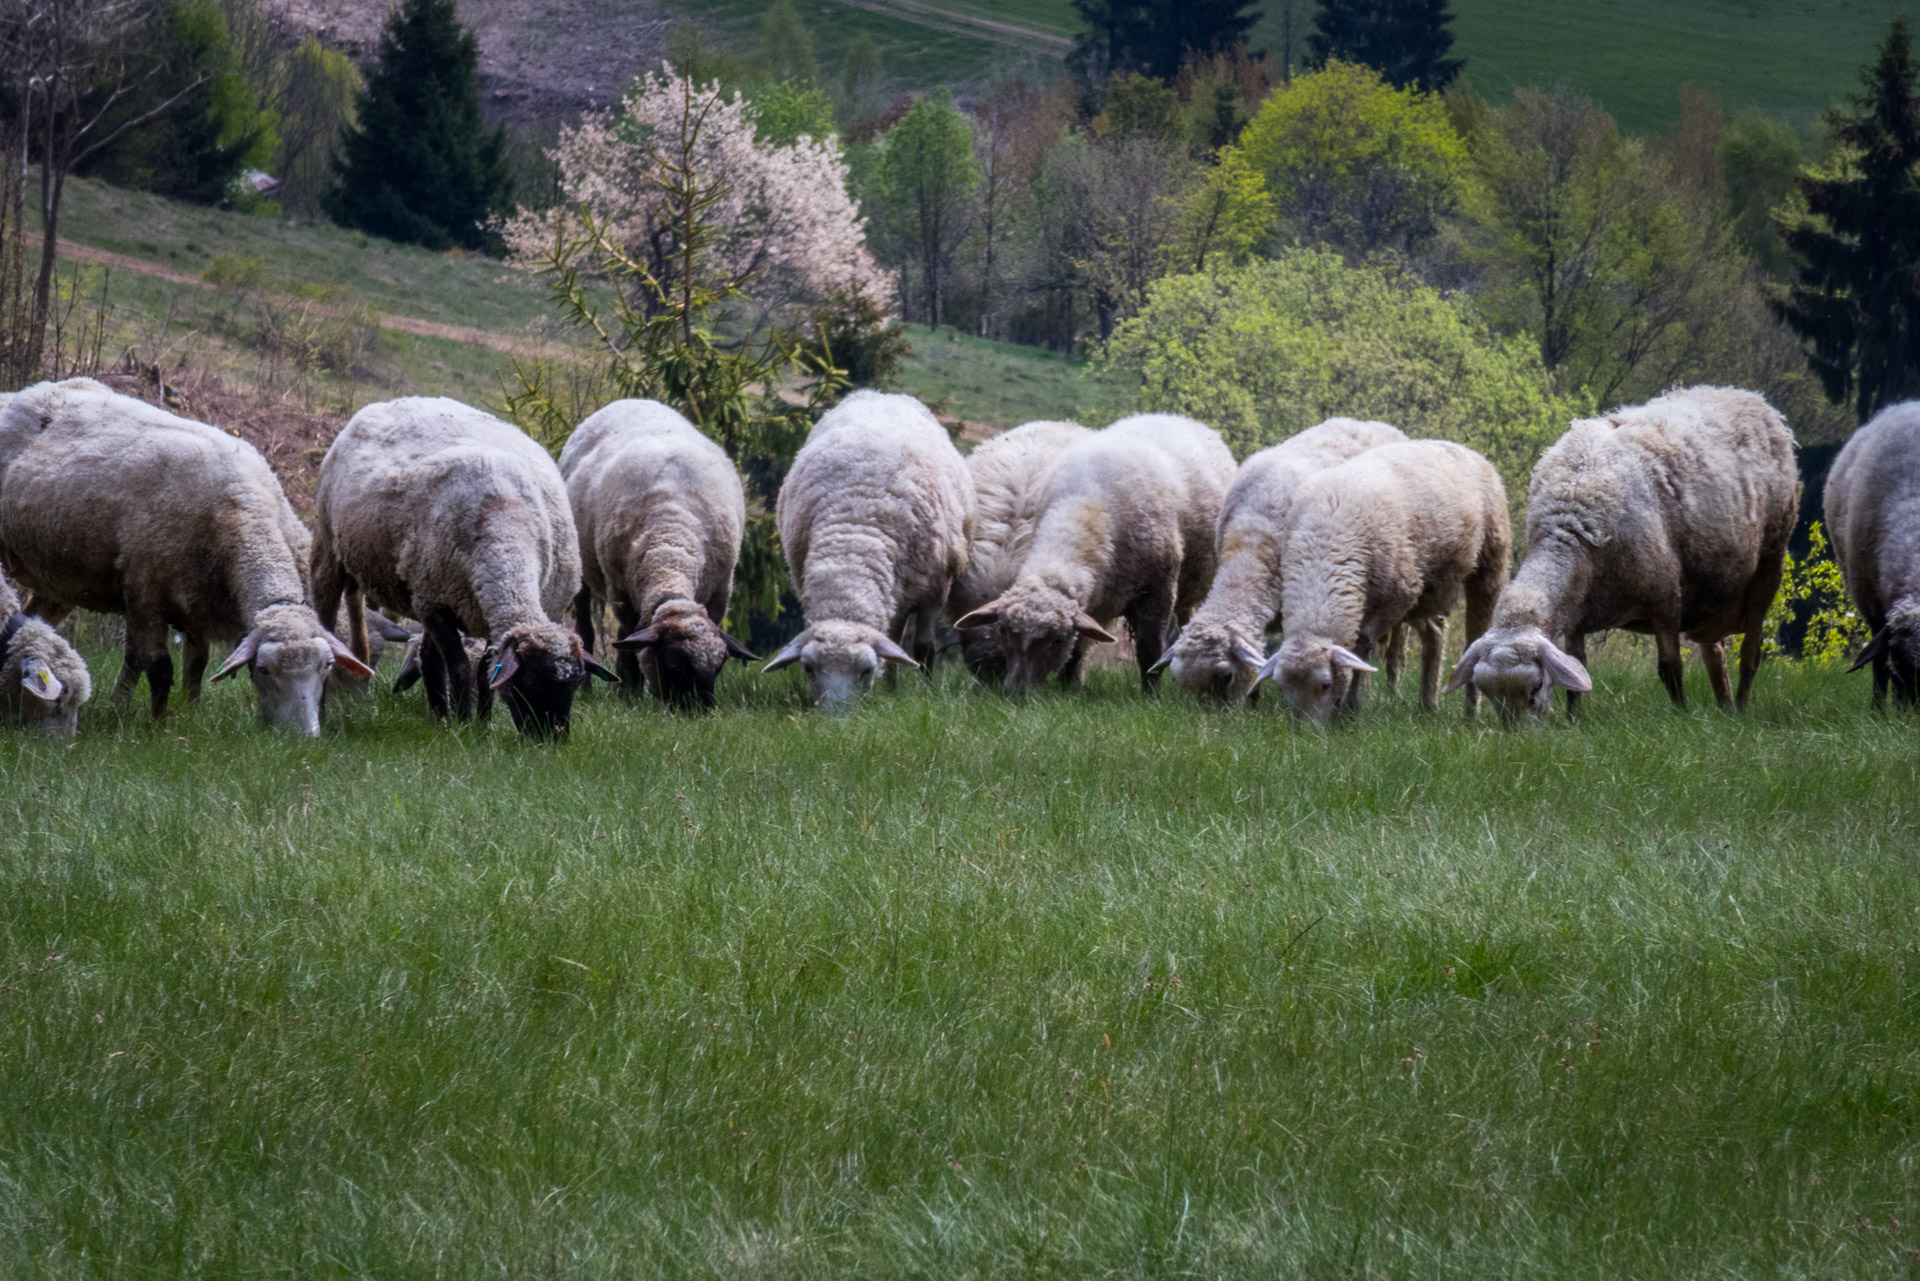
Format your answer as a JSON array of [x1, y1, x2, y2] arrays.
[[1824, 399, 1920, 707], [0, 564, 92, 738], [953, 413, 1237, 693], [0, 378, 368, 734], [1159, 417, 1407, 705], [1446, 385, 1798, 719], [311, 396, 614, 737], [947, 419, 1092, 683], [1251, 440, 1511, 724], [765, 390, 975, 710], [558, 399, 757, 709]]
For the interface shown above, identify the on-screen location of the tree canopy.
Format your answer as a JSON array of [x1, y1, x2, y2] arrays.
[[1308, 0, 1463, 93], [1070, 0, 1263, 83]]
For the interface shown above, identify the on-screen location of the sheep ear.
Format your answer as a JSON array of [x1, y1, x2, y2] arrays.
[[1848, 629, 1889, 673], [1228, 630, 1265, 669], [488, 645, 522, 690], [1250, 649, 1284, 690], [723, 633, 761, 663], [392, 651, 422, 693], [761, 632, 808, 672], [612, 626, 661, 652], [874, 634, 920, 668], [1329, 645, 1376, 673], [1147, 646, 1174, 674], [952, 604, 1001, 631], [326, 629, 374, 678], [22, 664, 62, 702], [369, 611, 413, 643], [937, 632, 963, 652], [210, 631, 260, 681], [1074, 612, 1118, 644], [575, 637, 619, 683], [1540, 640, 1592, 692], [1442, 637, 1487, 693]]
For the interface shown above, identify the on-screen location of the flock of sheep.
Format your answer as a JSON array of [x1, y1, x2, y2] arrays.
[[0, 376, 1915, 743]]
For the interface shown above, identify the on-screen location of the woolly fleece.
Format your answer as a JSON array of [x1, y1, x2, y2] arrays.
[[0, 565, 91, 738], [1823, 399, 1920, 706]]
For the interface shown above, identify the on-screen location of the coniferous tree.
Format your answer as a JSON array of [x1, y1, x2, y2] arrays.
[[1070, 0, 1263, 82], [325, 0, 511, 252], [1776, 18, 1920, 423], [1308, 0, 1463, 92]]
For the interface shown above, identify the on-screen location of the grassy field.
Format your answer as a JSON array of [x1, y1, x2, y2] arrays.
[[2, 642, 1917, 1276]]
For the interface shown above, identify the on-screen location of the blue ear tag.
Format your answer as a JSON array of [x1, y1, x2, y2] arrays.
[[492, 663, 504, 681]]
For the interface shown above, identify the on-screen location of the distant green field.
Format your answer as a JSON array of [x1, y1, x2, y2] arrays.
[[2, 646, 1916, 1275]]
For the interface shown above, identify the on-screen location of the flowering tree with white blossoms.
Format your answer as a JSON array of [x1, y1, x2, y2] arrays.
[[500, 68, 897, 634]]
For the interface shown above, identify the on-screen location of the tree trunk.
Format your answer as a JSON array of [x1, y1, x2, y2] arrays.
[[28, 155, 64, 378]]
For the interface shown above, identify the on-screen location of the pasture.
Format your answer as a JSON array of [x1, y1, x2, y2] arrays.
[[3, 644, 1916, 1276]]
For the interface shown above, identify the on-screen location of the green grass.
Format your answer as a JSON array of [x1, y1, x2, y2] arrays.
[[3, 645, 1917, 1276], [892, 323, 1103, 430]]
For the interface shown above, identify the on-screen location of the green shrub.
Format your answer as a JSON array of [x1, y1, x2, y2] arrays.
[[1760, 522, 1871, 662]]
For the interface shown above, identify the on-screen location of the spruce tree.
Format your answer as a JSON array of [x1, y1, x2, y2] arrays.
[[1308, 0, 1463, 92], [1070, 0, 1262, 82], [324, 0, 511, 252], [1776, 18, 1920, 423]]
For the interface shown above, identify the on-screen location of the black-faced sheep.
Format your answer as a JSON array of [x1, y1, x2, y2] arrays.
[[766, 391, 975, 711], [558, 399, 757, 709], [1159, 417, 1407, 705], [953, 413, 1236, 694], [947, 419, 1091, 684], [1824, 399, 1920, 707], [1446, 386, 1798, 719], [1252, 440, 1511, 725], [310, 397, 614, 738], [0, 378, 368, 734], [0, 564, 91, 738]]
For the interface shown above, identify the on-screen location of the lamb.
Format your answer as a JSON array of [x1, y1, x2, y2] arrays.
[[0, 564, 91, 738], [1823, 399, 1920, 707], [558, 399, 758, 709], [1250, 440, 1511, 725], [0, 378, 368, 734], [946, 419, 1091, 683], [1158, 417, 1408, 705], [310, 396, 615, 738], [1445, 386, 1798, 719], [952, 412, 1238, 693], [764, 390, 975, 710]]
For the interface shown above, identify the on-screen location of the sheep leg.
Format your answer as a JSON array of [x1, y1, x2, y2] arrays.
[[425, 610, 474, 722], [1653, 622, 1686, 709], [573, 588, 596, 654], [1701, 639, 1734, 710], [1383, 623, 1409, 693], [1563, 632, 1588, 719], [1059, 637, 1088, 688], [1417, 616, 1448, 712], [181, 635, 210, 702], [344, 584, 371, 668], [1344, 632, 1375, 715], [1736, 626, 1768, 712], [909, 605, 940, 679], [612, 601, 643, 694], [1126, 601, 1173, 694], [420, 631, 451, 721]]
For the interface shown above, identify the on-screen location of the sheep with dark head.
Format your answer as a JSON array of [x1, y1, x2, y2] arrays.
[[1824, 399, 1920, 707]]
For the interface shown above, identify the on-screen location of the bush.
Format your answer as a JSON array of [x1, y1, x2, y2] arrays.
[[1760, 522, 1871, 662], [1106, 249, 1584, 499]]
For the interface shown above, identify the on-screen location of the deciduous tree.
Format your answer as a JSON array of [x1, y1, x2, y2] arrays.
[[870, 89, 979, 326]]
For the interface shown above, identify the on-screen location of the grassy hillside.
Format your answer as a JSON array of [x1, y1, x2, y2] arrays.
[[1, 648, 1915, 1274]]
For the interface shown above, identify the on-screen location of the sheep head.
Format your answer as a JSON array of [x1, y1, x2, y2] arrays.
[[2, 618, 92, 740], [1444, 626, 1591, 722], [613, 598, 758, 711], [1159, 621, 1266, 706], [1254, 633, 1375, 726], [762, 619, 916, 711], [212, 603, 371, 737], [1849, 598, 1920, 702], [953, 583, 1114, 694], [486, 623, 617, 738]]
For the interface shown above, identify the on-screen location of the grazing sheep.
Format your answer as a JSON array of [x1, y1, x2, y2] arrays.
[[947, 419, 1092, 683], [1446, 386, 1797, 719], [0, 378, 368, 734], [1824, 400, 1920, 707], [311, 396, 614, 738], [393, 627, 493, 717], [0, 564, 91, 738], [765, 391, 975, 710], [1158, 417, 1407, 705], [1251, 440, 1510, 725], [558, 399, 757, 709], [324, 604, 413, 698], [953, 413, 1237, 693]]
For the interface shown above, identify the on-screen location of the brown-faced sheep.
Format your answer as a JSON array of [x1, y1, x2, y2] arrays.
[[558, 399, 757, 709], [311, 397, 614, 738], [1252, 440, 1511, 725], [953, 413, 1237, 694], [1824, 399, 1920, 707], [0, 379, 367, 734], [766, 391, 975, 711], [1446, 386, 1798, 719]]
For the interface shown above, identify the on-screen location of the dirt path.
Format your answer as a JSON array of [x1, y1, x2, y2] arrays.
[[56, 238, 574, 360], [833, 0, 1071, 52]]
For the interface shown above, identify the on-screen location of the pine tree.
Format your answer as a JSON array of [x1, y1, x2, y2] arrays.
[[1776, 18, 1920, 423], [1308, 0, 1463, 92], [1070, 0, 1263, 83], [324, 0, 511, 252]]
